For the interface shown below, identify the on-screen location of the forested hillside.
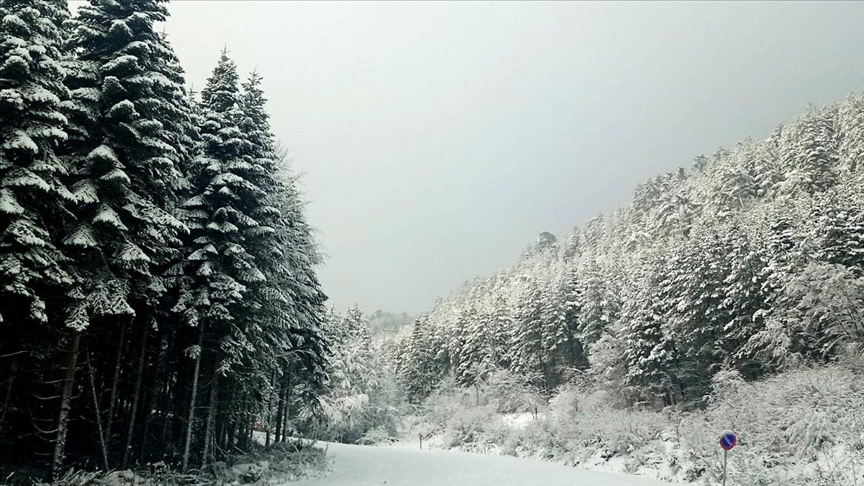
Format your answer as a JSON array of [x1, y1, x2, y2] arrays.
[[0, 0, 327, 479], [395, 95, 864, 407]]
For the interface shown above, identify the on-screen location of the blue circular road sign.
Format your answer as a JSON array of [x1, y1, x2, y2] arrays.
[[720, 430, 737, 450]]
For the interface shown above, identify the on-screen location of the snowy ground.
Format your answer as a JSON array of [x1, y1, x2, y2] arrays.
[[287, 441, 679, 486]]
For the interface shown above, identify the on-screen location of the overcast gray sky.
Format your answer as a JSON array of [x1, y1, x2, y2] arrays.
[[72, 1, 864, 314]]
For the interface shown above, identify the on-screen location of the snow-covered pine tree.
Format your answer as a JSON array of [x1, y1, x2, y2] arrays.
[[55, 0, 196, 470], [777, 106, 841, 195], [836, 94, 864, 173], [575, 255, 620, 352], [171, 50, 264, 466], [658, 230, 732, 405], [62, 0, 191, 324], [266, 167, 329, 402], [0, 0, 75, 327], [539, 263, 585, 387], [814, 186, 864, 273], [720, 223, 773, 378], [508, 271, 546, 387], [0, 1, 84, 474], [620, 255, 679, 407]]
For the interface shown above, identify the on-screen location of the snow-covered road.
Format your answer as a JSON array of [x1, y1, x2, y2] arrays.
[[291, 441, 677, 486]]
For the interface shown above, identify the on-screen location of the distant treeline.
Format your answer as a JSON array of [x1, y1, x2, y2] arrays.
[[396, 95, 864, 408]]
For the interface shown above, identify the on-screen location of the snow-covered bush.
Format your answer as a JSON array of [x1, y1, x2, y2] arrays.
[[306, 307, 407, 444], [358, 426, 399, 446], [415, 375, 512, 450], [680, 362, 864, 485], [480, 368, 546, 415]]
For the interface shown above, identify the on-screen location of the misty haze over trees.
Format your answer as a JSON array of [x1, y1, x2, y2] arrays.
[[0, 1, 863, 486]]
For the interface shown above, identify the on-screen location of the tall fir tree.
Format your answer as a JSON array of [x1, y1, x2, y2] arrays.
[[0, 0, 80, 473], [0, 0, 75, 327], [62, 0, 192, 326]]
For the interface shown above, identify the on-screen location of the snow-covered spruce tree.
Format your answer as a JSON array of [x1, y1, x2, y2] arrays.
[[540, 263, 586, 385], [776, 106, 841, 195], [0, 0, 76, 328], [837, 94, 864, 173], [0, 0, 84, 474], [62, 0, 191, 317], [401, 316, 439, 402], [236, 70, 328, 448], [170, 50, 262, 468], [619, 256, 680, 407], [814, 186, 864, 273], [170, 53, 329, 465], [508, 272, 547, 387], [249, 155, 329, 445], [575, 255, 620, 353], [720, 224, 773, 378], [57, 0, 195, 471]]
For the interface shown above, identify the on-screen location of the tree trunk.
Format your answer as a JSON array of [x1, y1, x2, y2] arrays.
[[265, 369, 276, 447], [235, 393, 245, 451], [0, 358, 17, 434], [140, 328, 168, 463], [87, 350, 110, 471], [202, 372, 218, 467], [52, 333, 81, 479], [159, 379, 173, 455], [274, 378, 284, 443], [282, 375, 291, 440], [182, 322, 205, 470], [215, 392, 226, 452], [248, 415, 255, 448], [123, 317, 150, 467], [158, 331, 180, 454], [105, 322, 127, 446], [239, 392, 249, 450], [226, 413, 237, 451]]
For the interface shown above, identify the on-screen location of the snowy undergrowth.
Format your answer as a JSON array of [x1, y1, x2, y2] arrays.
[[395, 361, 864, 486], [677, 363, 864, 486], [31, 442, 329, 486]]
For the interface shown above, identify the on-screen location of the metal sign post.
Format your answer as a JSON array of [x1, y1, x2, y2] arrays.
[[719, 430, 737, 486]]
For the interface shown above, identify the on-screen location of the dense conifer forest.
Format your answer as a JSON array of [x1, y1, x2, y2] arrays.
[[302, 95, 864, 486], [0, 0, 328, 479], [2, 1, 862, 485], [394, 95, 864, 407]]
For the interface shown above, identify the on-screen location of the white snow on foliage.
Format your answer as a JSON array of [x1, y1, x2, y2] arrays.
[[23, 85, 61, 104], [3, 168, 50, 192], [2, 131, 38, 154], [0, 188, 25, 215], [100, 54, 138, 73]]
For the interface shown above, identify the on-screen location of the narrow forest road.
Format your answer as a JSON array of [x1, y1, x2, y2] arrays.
[[290, 441, 677, 486]]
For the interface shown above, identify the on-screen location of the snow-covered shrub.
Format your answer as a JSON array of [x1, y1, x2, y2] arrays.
[[548, 383, 581, 420], [415, 376, 512, 450], [308, 307, 407, 444], [680, 363, 864, 486], [544, 385, 667, 456], [480, 369, 546, 415], [358, 426, 399, 446]]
